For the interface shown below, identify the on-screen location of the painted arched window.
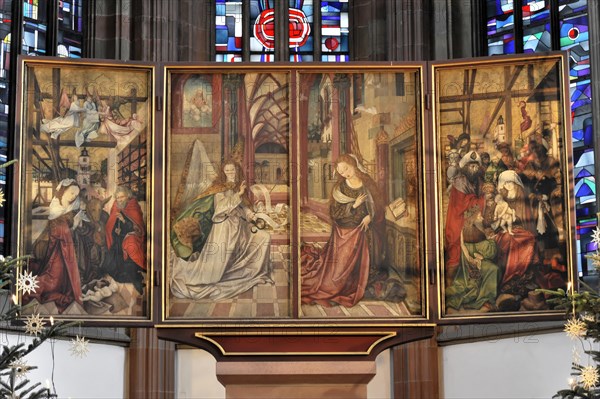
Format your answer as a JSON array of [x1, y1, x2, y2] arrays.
[[216, 0, 349, 62], [486, 0, 595, 275]]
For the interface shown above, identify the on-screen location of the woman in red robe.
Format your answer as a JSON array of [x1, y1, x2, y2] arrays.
[[493, 170, 539, 287], [301, 154, 384, 307], [27, 179, 84, 313]]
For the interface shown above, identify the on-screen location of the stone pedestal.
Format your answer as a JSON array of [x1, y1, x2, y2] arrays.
[[216, 360, 376, 399]]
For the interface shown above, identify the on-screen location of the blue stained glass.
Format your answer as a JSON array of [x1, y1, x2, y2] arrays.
[[530, 10, 550, 21], [321, 0, 348, 61], [576, 168, 592, 178], [576, 181, 595, 197], [290, 0, 314, 61], [497, 15, 514, 29], [560, 15, 589, 49], [227, 37, 239, 51], [587, 242, 598, 252], [581, 195, 596, 205], [487, 0, 513, 16], [583, 122, 594, 146], [216, 0, 243, 60], [216, 26, 228, 44], [559, 0, 588, 16], [575, 149, 595, 167], [504, 37, 515, 53], [523, 29, 551, 52]]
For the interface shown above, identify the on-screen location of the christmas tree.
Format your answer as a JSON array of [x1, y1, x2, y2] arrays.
[[546, 226, 600, 398], [0, 161, 86, 398]]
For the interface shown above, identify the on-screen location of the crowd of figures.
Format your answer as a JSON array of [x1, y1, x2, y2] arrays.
[[444, 129, 567, 313], [24, 180, 147, 315]]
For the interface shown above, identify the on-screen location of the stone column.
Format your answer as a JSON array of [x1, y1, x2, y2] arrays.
[[391, 336, 440, 399], [385, 0, 431, 61], [352, 0, 386, 61], [128, 328, 176, 399], [87, 0, 134, 60]]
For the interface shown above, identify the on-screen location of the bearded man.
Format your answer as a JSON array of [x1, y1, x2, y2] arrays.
[[444, 151, 486, 285], [101, 185, 146, 293]]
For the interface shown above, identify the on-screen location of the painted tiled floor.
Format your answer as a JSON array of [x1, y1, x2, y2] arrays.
[[167, 213, 422, 319]]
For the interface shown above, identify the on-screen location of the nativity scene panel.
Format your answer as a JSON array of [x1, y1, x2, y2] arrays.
[[16, 60, 153, 320], [165, 69, 291, 320], [434, 55, 575, 319], [298, 69, 426, 319]]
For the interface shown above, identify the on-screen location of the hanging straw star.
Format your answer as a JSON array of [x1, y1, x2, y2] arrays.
[[564, 318, 587, 340], [581, 366, 599, 390], [17, 270, 39, 295], [8, 358, 31, 380], [69, 335, 90, 358], [591, 228, 600, 246], [24, 314, 45, 336]]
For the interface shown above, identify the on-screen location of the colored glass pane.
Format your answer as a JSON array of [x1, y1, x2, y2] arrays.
[[22, 20, 46, 55], [289, 0, 313, 62], [216, 0, 243, 61], [522, 1, 551, 53], [58, 0, 82, 32], [487, 0, 515, 55], [558, 1, 595, 274], [321, 0, 348, 61], [250, 0, 274, 61], [57, 0, 82, 58], [216, 53, 242, 62], [57, 30, 81, 57], [23, 0, 48, 56]]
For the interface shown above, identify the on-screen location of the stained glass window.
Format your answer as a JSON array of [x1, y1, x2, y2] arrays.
[[57, 0, 83, 58], [0, 0, 11, 250], [216, 0, 347, 62], [321, 0, 348, 62], [485, 0, 596, 276], [250, 0, 275, 62], [23, 0, 48, 56], [559, 0, 595, 275], [216, 0, 243, 62], [487, 0, 515, 55], [523, 0, 551, 52], [289, 0, 313, 62]]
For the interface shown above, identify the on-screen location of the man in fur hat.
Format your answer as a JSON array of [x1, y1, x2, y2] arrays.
[[444, 150, 486, 286]]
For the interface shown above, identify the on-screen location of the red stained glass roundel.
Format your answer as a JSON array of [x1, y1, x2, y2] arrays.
[[254, 9, 276, 49], [254, 7, 311, 50], [324, 37, 340, 51], [569, 27, 580, 40]]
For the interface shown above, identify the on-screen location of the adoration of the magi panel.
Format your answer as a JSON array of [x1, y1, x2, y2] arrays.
[[435, 57, 573, 317]]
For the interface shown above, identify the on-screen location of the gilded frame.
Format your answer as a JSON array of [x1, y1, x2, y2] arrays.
[[162, 65, 295, 322], [161, 63, 430, 326], [432, 53, 576, 321], [296, 65, 428, 321], [13, 57, 155, 322]]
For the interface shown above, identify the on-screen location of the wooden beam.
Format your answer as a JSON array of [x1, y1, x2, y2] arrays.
[[33, 139, 118, 149]]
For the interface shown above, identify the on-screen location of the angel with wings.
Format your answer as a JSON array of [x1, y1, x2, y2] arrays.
[[40, 89, 87, 139], [169, 140, 273, 300]]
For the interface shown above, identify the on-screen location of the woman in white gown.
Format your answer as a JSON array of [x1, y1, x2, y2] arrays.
[[170, 160, 272, 300]]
